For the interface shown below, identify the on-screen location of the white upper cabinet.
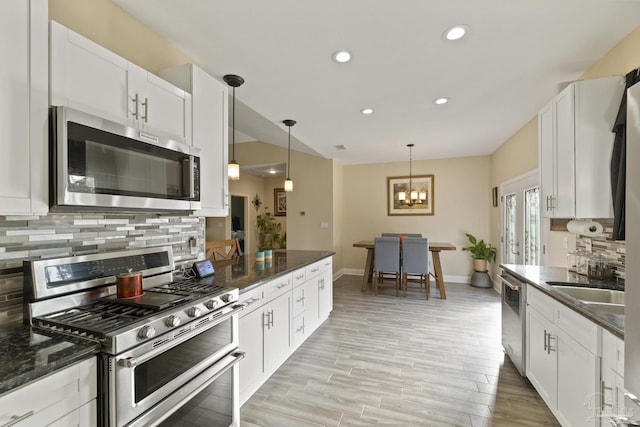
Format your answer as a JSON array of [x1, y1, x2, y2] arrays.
[[0, 0, 48, 215], [539, 76, 624, 219], [128, 62, 191, 142], [49, 21, 191, 144], [160, 64, 229, 216]]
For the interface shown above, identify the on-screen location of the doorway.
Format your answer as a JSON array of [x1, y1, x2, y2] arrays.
[[501, 170, 540, 265], [230, 195, 247, 253]]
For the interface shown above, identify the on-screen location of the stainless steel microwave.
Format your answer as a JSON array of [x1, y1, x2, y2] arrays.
[[50, 106, 200, 212]]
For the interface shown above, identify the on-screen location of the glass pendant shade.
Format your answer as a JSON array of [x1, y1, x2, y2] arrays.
[[398, 191, 406, 201], [228, 161, 240, 181], [284, 178, 293, 192], [410, 190, 418, 201], [419, 191, 427, 201]]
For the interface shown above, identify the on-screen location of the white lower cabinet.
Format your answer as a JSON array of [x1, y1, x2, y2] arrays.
[[239, 257, 333, 405], [0, 357, 97, 427], [526, 286, 601, 426], [527, 306, 557, 408], [602, 330, 627, 419]]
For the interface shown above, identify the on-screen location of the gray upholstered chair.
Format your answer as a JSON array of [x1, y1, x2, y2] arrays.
[[401, 237, 430, 298], [373, 236, 401, 296]]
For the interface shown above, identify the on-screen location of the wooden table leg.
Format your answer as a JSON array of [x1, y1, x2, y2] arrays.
[[361, 248, 374, 292], [431, 250, 446, 299]]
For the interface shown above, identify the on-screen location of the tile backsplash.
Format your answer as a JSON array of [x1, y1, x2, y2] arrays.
[[0, 213, 205, 325], [575, 218, 626, 281]]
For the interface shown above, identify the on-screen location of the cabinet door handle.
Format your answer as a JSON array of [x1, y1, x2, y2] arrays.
[[296, 318, 305, 333], [277, 283, 288, 289], [268, 310, 274, 328], [543, 330, 548, 352], [546, 334, 555, 354], [132, 93, 139, 119], [141, 97, 149, 123], [1, 411, 34, 427]]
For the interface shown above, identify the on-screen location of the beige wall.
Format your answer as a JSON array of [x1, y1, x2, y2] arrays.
[[342, 156, 491, 281], [49, 0, 194, 74], [332, 160, 345, 274], [234, 142, 335, 253]]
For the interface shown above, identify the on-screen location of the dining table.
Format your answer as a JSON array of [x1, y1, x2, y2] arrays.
[[352, 240, 456, 299]]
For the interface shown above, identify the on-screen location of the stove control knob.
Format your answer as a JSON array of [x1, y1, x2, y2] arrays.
[[204, 299, 219, 310], [186, 306, 202, 318], [165, 315, 181, 327], [138, 325, 156, 340], [220, 293, 234, 303]]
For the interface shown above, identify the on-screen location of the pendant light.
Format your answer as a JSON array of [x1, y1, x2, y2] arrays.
[[283, 119, 296, 192], [223, 74, 244, 180], [398, 143, 421, 206]]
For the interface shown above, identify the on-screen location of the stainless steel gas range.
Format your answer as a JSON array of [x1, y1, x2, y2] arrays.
[[23, 246, 245, 427]]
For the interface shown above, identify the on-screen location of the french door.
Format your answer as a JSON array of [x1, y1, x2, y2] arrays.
[[501, 170, 540, 265]]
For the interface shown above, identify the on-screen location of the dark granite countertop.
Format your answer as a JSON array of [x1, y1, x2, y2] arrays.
[[206, 250, 334, 293], [0, 323, 100, 396], [0, 250, 333, 397], [500, 264, 624, 339]]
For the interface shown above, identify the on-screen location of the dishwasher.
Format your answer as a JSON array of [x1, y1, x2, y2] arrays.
[[500, 271, 526, 376]]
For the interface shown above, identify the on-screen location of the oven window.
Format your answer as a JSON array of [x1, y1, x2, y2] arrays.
[[67, 121, 191, 200], [158, 367, 233, 427], [134, 318, 232, 403]]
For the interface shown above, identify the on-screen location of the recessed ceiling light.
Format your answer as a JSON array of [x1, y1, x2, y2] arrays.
[[333, 50, 352, 63], [360, 108, 374, 115], [443, 25, 470, 41], [268, 169, 277, 174], [434, 97, 448, 105]]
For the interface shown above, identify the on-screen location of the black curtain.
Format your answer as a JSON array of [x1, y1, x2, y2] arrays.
[[611, 68, 640, 241]]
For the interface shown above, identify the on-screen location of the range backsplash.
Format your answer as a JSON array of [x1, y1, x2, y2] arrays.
[[575, 218, 626, 281], [0, 213, 205, 325]]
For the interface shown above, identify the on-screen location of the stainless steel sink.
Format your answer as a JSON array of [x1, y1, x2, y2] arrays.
[[583, 301, 625, 315], [551, 285, 625, 305]]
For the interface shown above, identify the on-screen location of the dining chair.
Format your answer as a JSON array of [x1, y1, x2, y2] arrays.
[[205, 238, 243, 261], [401, 237, 430, 298], [373, 236, 401, 296]]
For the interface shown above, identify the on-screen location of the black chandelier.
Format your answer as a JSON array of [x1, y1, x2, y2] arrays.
[[398, 143, 426, 206]]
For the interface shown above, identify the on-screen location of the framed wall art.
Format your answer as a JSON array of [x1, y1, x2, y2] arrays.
[[274, 188, 287, 216], [387, 175, 434, 216]]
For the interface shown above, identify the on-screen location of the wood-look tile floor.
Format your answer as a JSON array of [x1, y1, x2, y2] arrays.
[[241, 275, 560, 427]]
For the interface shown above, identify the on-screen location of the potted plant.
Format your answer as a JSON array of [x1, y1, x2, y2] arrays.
[[462, 233, 497, 272], [256, 207, 282, 252]]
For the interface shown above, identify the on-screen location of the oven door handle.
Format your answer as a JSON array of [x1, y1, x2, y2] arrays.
[[499, 276, 521, 291]]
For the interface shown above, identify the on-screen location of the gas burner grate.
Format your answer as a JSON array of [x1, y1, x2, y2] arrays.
[[151, 280, 226, 295], [34, 300, 157, 338]]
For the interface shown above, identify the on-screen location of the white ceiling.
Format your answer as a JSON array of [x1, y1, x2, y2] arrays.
[[113, 0, 640, 165]]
